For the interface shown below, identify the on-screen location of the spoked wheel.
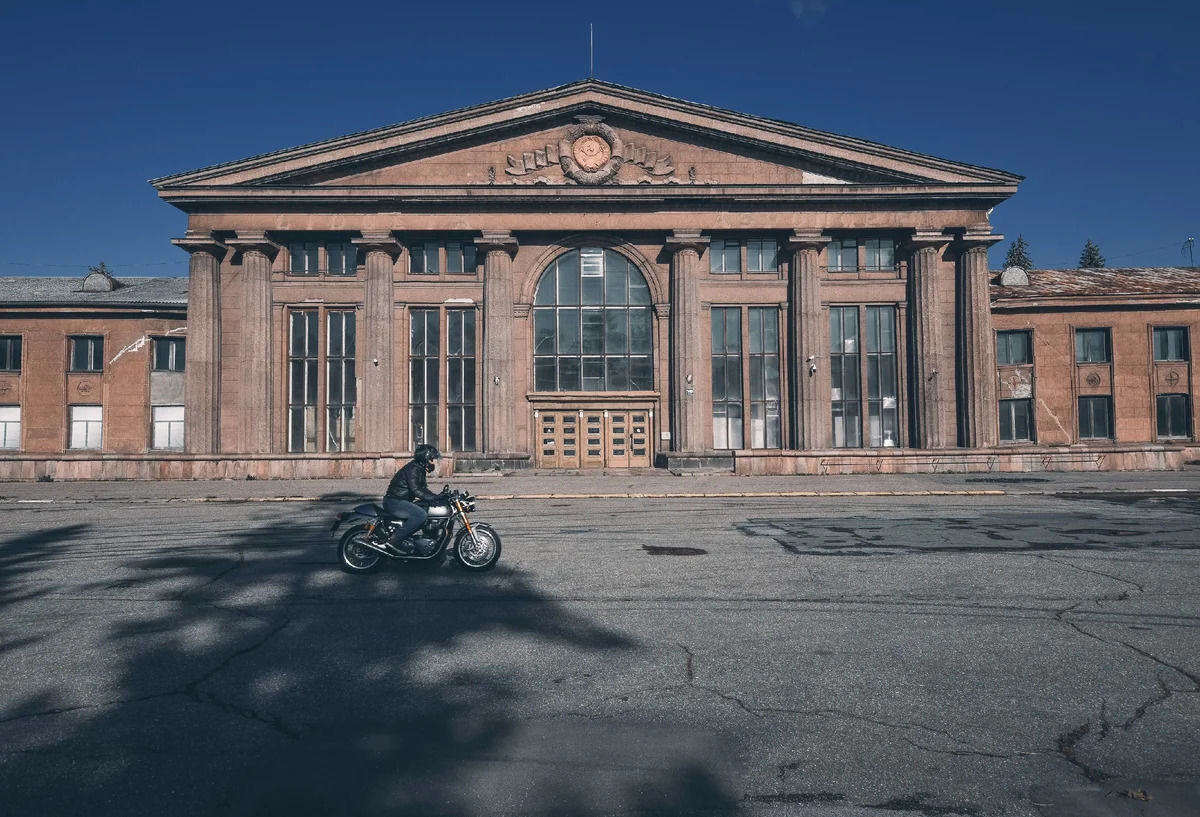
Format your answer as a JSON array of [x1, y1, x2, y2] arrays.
[[339, 527, 383, 574], [454, 524, 501, 571]]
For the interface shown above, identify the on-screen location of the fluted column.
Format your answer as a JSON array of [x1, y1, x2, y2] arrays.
[[956, 228, 1003, 447], [352, 232, 402, 453], [227, 231, 278, 454], [786, 231, 831, 450], [475, 231, 519, 455], [664, 230, 709, 453], [172, 231, 226, 453], [907, 232, 950, 449]]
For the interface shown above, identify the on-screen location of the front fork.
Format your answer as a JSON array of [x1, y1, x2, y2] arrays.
[[454, 499, 482, 549]]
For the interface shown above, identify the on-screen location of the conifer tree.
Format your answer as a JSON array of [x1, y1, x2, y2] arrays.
[[1003, 235, 1033, 269], [1078, 240, 1105, 268]]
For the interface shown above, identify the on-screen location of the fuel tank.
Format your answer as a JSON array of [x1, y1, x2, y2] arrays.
[[425, 502, 452, 519]]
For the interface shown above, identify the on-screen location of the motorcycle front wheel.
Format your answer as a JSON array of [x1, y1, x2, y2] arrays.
[[453, 524, 501, 571], [338, 526, 383, 574]]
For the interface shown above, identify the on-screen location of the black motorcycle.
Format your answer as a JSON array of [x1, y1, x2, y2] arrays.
[[331, 488, 501, 574]]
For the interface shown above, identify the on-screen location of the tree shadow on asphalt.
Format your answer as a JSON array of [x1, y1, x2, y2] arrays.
[[0, 507, 742, 817]]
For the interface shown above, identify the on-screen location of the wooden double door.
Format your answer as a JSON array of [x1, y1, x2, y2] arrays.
[[536, 407, 652, 468]]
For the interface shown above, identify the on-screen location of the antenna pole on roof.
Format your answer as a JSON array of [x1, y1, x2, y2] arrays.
[[1184, 237, 1196, 268], [589, 23, 594, 79]]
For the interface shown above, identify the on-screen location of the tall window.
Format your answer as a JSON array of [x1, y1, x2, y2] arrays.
[[711, 308, 743, 449], [326, 311, 356, 452], [446, 310, 476, 451], [151, 406, 185, 450], [288, 241, 320, 275], [709, 239, 741, 273], [864, 306, 899, 447], [746, 239, 779, 273], [69, 405, 102, 449], [445, 241, 477, 274], [152, 337, 185, 372], [830, 306, 861, 447], [0, 336, 20, 372], [0, 406, 19, 449], [997, 330, 1032, 365], [326, 242, 357, 276], [288, 311, 319, 453], [410, 309, 439, 447], [1078, 395, 1113, 439], [748, 307, 782, 447], [533, 248, 653, 391], [69, 336, 104, 372], [1153, 327, 1189, 362], [1156, 394, 1190, 439], [1075, 328, 1111, 363], [999, 399, 1034, 442], [864, 239, 895, 271], [827, 239, 858, 272]]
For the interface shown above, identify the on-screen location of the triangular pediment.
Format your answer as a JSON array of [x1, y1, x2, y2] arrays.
[[152, 80, 1020, 194]]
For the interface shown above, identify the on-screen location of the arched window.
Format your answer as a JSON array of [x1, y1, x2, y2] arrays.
[[533, 248, 653, 391]]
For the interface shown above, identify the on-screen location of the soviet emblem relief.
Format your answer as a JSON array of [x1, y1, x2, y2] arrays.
[[1165, 370, 1181, 387], [1085, 372, 1102, 387], [504, 116, 675, 184]]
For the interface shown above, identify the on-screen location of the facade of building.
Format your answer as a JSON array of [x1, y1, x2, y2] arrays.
[[0, 81, 1195, 478]]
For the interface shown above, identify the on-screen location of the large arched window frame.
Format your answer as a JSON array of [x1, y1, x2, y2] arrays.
[[532, 248, 653, 392]]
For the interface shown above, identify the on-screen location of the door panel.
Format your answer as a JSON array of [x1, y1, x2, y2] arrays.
[[536, 407, 653, 468]]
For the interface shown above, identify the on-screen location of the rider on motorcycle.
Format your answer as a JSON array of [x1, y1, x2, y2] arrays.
[[374, 443, 447, 553]]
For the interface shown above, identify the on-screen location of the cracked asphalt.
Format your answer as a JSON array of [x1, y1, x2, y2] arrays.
[[1, 491, 1198, 816]]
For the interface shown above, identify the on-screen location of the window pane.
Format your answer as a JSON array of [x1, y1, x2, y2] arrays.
[[557, 252, 580, 304], [558, 357, 581, 390], [605, 258, 628, 304], [535, 268, 556, 305], [446, 241, 463, 273], [534, 310, 556, 355], [535, 358, 556, 391], [630, 357, 652, 390], [582, 309, 604, 353], [558, 309, 580, 354], [604, 310, 627, 354]]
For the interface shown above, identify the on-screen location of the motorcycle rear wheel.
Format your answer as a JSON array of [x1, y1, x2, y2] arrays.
[[339, 526, 383, 574], [454, 524, 501, 571]]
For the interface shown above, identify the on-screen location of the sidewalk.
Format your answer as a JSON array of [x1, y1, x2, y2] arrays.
[[2, 468, 1199, 503]]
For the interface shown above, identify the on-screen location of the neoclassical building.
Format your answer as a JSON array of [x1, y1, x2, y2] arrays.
[[146, 79, 1036, 473]]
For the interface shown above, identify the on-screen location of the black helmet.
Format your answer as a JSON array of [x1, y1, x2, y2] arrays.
[[414, 444, 441, 473]]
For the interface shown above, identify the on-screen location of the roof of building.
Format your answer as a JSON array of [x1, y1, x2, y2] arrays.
[[0, 276, 188, 308], [991, 267, 1200, 302]]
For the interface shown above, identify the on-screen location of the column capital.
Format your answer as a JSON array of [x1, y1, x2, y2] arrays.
[[475, 230, 519, 256], [664, 230, 710, 255], [171, 230, 227, 257], [352, 231, 404, 258], [906, 230, 952, 252], [956, 226, 1004, 250], [785, 230, 830, 251], [226, 230, 280, 259]]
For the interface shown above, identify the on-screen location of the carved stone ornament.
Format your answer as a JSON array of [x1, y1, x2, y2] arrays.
[[505, 117, 675, 184], [1165, 370, 1181, 386], [1085, 372, 1102, 387], [76, 380, 95, 396]]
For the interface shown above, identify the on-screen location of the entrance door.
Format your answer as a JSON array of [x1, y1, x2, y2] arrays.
[[536, 408, 652, 468]]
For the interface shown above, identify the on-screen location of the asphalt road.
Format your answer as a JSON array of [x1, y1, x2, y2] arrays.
[[1, 493, 1198, 817]]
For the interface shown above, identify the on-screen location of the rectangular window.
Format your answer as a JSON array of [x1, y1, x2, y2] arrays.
[[865, 306, 899, 447], [288, 241, 320, 275], [446, 309, 477, 451], [326, 242, 357, 276], [827, 239, 858, 272], [69, 405, 102, 449], [0, 336, 20, 371], [1075, 328, 1111, 364], [999, 398, 1034, 442], [1153, 327, 1189, 362], [709, 239, 741, 273], [0, 405, 20, 449], [288, 311, 319, 453], [830, 306, 861, 447], [445, 241, 477, 274], [410, 309, 439, 448], [864, 239, 895, 271], [410, 244, 441, 275], [1078, 395, 1113, 439], [151, 405, 185, 450], [997, 330, 1033, 365], [746, 238, 779, 273], [69, 336, 103, 372], [711, 308, 743, 449], [748, 307, 781, 448], [152, 337, 185, 372], [326, 311, 357, 452], [1156, 394, 1190, 439]]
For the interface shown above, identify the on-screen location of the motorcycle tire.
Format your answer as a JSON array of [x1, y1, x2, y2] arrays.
[[453, 524, 501, 571], [338, 525, 383, 574]]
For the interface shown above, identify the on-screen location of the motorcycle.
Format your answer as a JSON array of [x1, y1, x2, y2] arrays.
[[331, 487, 501, 574]]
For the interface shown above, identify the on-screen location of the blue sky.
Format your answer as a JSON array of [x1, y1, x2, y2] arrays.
[[1, 0, 1196, 276]]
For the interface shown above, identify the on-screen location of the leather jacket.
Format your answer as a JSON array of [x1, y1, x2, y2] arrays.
[[385, 458, 441, 504]]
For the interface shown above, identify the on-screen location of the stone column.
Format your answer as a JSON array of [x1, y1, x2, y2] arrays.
[[786, 231, 831, 450], [172, 231, 226, 454], [352, 232, 402, 453], [664, 230, 710, 453], [907, 232, 950, 449], [956, 227, 1003, 448], [475, 231, 519, 456], [227, 231, 278, 454]]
